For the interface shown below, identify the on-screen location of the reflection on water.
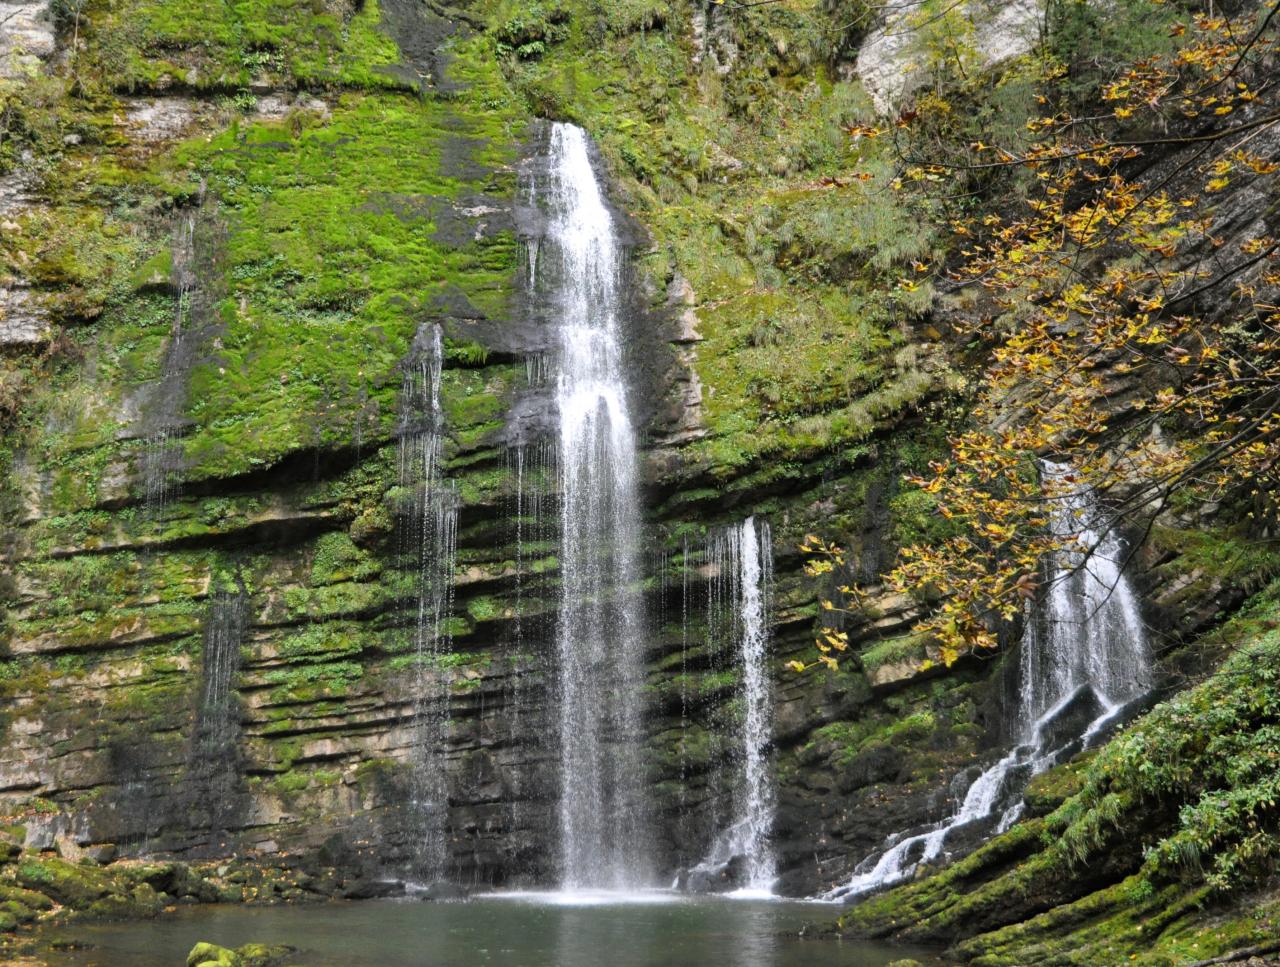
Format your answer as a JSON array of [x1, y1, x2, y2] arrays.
[[44, 894, 940, 967]]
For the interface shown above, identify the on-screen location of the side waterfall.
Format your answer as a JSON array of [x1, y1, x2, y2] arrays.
[[396, 322, 458, 880], [688, 517, 777, 892], [825, 463, 1151, 900], [539, 122, 652, 890]]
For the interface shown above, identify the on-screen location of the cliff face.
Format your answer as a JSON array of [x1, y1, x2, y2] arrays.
[[0, 0, 1275, 933]]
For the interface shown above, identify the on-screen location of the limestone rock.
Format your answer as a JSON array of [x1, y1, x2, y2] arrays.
[[0, 0, 55, 79], [855, 0, 1042, 115]]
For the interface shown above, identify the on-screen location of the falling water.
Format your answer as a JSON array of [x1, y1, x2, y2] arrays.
[[825, 462, 1150, 901], [142, 212, 197, 510], [533, 121, 652, 890], [396, 322, 459, 881], [187, 583, 250, 844], [685, 518, 777, 892]]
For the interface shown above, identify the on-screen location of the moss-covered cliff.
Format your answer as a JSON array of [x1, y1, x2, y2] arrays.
[[1, 0, 1278, 961]]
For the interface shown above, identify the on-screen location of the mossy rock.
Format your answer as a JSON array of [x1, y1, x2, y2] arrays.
[[186, 941, 296, 967], [188, 943, 241, 967], [238, 943, 296, 966], [1022, 752, 1094, 816], [86, 883, 165, 920], [14, 856, 113, 908], [0, 883, 55, 912]]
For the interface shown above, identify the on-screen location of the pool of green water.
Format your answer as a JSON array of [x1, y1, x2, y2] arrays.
[[41, 892, 941, 967]]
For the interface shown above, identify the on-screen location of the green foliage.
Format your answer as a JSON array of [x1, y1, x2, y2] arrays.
[[82, 0, 405, 91], [495, 2, 571, 60], [310, 532, 379, 586], [1046, 0, 1181, 105]]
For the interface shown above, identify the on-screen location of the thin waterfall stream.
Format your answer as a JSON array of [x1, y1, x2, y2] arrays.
[[683, 517, 777, 894], [533, 121, 652, 891], [825, 463, 1151, 900], [396, 322, 459, 881]]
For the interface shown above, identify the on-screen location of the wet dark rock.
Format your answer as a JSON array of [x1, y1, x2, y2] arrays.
[[339, 876, 405, 900], [837, 743, 902, 794], [411, 880, 470, 901], [1033, 685, 1107, 753], [83, 844, 118, 865], [677, 854, 747, 894]]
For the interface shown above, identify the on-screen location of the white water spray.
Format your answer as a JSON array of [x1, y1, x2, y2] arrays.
[[825, 463, 1150, 900], [397, 322, 459, 880], [537, 122, 652, 890], [688, 517, 777, 893]]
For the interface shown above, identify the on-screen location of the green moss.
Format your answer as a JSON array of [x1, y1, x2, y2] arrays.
[[843, 580, 1280, 963], [83, 0, 405, 92], [310, 532, 380, 586], [861, 633, 929, 676]]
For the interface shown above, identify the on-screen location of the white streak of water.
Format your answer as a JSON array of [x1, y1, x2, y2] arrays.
[[539, 122, 651, 890], [689, 517, 777, 893], [824, 462, 1150, 901]]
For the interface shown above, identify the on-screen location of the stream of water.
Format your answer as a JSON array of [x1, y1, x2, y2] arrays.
[[396, 321, 459, 880], [688, 517, 778, 893], [539, 121, 652, 890], [825, 462, 1151, 900]]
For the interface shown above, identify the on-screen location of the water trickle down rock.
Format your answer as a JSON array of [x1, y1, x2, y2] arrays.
[[825, 462, 1151, 900], [528, 121, 653, 890], [680, 517, 777, 894], [139, 212, 198, 510], [185, 582, 251, 849], [395, 322, 459, 882], [139, 203, 227, 513]]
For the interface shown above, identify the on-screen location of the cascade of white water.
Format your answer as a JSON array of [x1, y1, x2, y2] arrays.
[[397, 322, 458, 881], [689, 517, 777, 892], [536, 122, 651, 890], [825, 463, 1150, 901]]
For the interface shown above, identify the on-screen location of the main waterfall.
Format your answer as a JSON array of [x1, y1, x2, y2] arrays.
[[826, 463, 1151, 900], [539, 122, 652, 890]]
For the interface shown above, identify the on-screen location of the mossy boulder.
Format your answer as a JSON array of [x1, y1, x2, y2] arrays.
[[0, 883, 54, 912], [186, 942, 295, 967], [238, 943, 295, 966], [13, 856, 114, 908], [188, 943, 241, 967], [124, 862, 220, 902], [87, 883, 165, 920]]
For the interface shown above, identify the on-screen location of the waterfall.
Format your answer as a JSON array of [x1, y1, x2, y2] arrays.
[[187, 583, 250, 844], [534, 122, 652, 890], [142, 211, 197, 510], [687, 518, 778, 893], [396, 322, 459, 881], [825, 462, 1150, 901]]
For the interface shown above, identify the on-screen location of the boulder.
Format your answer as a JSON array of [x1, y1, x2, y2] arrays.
[[86, 883, 164, 920], [413, 880, 469, 901], [14, 856, 113, 908], [236, 943, 295, 967], [677, 854, 747, 894], [83, 844, 117, 865], [187, 943, 241, 967], [1033, 685, 1107, 754], [185, 942, 295, 967]]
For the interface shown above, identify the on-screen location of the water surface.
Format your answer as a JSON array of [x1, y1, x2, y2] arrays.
[[44, 893, 940, 967]]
